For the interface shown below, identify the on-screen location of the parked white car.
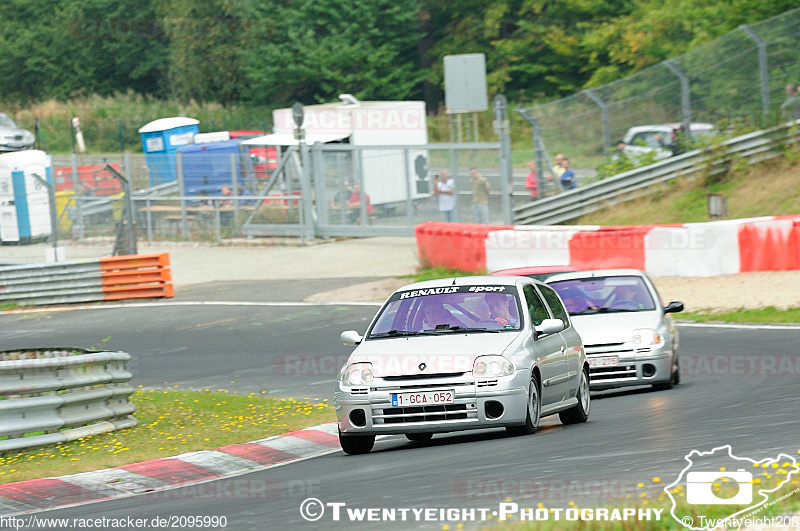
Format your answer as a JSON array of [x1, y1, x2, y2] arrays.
[[622, 123, 715, 161], [335, 275, 590, 454], [0, 113, 35, 152]]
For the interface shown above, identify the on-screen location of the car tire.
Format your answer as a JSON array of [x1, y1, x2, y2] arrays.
[[405, 433, 433, 442], [654, 352, 679, 391], [339, 430, 375, 455], [507, 372, 541, 436], [559, 365, 590, 425]]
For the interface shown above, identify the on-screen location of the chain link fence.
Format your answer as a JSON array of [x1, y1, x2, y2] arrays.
[[518, 7, 800, 176], [39, 143, 513, 247]]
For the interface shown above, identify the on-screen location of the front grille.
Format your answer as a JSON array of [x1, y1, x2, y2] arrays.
[[586, 342, 624, 349], [477, 379, 498, 388], [585, 344, 630, 357], [590, 364, 637, 381], [373, 381, 473, 392], [373, 403, 475, 424], [382, 372, 465, 381], [350, 388, 368, 395]]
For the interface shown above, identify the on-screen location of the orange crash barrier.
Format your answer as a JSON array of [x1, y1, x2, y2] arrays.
[[98, 253, 174, 300], [416, 222, 513, 273]]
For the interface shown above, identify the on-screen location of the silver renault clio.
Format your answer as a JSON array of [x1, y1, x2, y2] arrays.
[[546, 269, 684, 392], [335, 275, 590, 455]]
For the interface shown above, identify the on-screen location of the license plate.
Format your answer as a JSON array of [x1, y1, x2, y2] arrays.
[[391, 390, 454, 407], [588, 356, 619, 368]]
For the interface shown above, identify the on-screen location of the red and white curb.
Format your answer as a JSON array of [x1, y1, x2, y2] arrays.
[[0, 423, 343, 517]]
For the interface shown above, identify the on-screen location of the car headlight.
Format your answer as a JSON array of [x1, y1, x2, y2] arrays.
[[472, 355, 514, 377], [340, 362, 373, 386], [632, 328, 662, 346]]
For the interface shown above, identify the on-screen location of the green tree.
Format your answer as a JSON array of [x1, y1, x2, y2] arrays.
[[580, 0, 800, 88], [157, 0, 252, 104], [242, 0, 425, 106], [0, 0, 168, 102]]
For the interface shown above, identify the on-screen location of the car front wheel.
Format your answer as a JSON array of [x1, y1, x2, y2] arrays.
[[339, 430, 375, 455], [560, 365, 590, 425], [507, 372, 541, 436], [654, 352, 679, 391]]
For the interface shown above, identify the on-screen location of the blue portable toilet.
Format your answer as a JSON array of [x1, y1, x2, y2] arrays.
[[138, 117, 199, 186], [178, 139, 251, 195], [0, 150, 52, 244]]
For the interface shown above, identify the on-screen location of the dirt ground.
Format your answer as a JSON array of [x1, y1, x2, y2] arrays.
[[305, 271, 800, 311]]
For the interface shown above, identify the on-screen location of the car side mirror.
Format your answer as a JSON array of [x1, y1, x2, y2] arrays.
[[340, 330, 363, 346], [664, 301, 684, 314], [535, 318, 564, 336]]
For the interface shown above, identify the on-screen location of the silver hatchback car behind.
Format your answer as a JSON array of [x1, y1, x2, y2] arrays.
[[546, 269, 684, 391], [335, 275, 590, 455]]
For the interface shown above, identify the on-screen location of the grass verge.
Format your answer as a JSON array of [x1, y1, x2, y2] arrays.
[[680, 306, 800, 324], [0, 388, 335, 484], [404, 267, 485, 283]]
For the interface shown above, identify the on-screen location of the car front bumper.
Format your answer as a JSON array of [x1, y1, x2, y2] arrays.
[[0, 142, 34, 152], [588, 351, 673, 389], [335, 370, 531, 435]]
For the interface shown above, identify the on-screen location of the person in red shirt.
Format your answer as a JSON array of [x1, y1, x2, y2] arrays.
[[347, 183, 374, 224], [525, 160, 538, 201]]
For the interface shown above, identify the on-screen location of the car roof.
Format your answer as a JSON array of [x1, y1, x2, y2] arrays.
[[491, 265, 577, 276], [545, 268, 648, 283], [396, 274, 524, 292], [624, 123, 714, 136]]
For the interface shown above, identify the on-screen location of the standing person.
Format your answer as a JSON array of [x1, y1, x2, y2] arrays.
[[525, 160, 538, 201], [548, 153, 566, 196], [670, 129, 686, 156], [781, 83, 799, 121], [470, 167, 490, 224], [559, 158, 577, 190], [434, 169, 456, 222], [610, 141, 627, 162]]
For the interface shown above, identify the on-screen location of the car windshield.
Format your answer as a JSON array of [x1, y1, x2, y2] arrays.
[[368, 285, 522, 338], [548, 276, 656, 315], [0, 114, 17, 128], [630, 131, 669, 149]]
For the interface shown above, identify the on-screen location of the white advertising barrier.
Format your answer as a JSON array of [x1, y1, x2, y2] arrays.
[[644, 217, 771, 277], [485, 225, 600, 273], [481, 216, 797, 278]]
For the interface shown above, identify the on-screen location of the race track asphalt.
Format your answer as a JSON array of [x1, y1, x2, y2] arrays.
[[2, 281, 798, 529]]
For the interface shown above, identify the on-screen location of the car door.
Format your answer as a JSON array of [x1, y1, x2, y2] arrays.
[[522, 284, 566, 406], [537, 283, 581, 401]]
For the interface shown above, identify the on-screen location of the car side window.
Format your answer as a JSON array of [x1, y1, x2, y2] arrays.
[[523, 285, 550, 327], [537, 284, 570, 329]]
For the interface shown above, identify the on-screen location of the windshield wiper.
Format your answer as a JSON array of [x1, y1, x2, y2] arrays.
[[445, 326, 501, 333], [370, 329, 435, 338]]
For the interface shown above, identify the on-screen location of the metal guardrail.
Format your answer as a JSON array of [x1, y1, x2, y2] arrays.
[[513, 121, 800, 225], [0, 253, 173, 306], [0, 348, 136, 452]]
